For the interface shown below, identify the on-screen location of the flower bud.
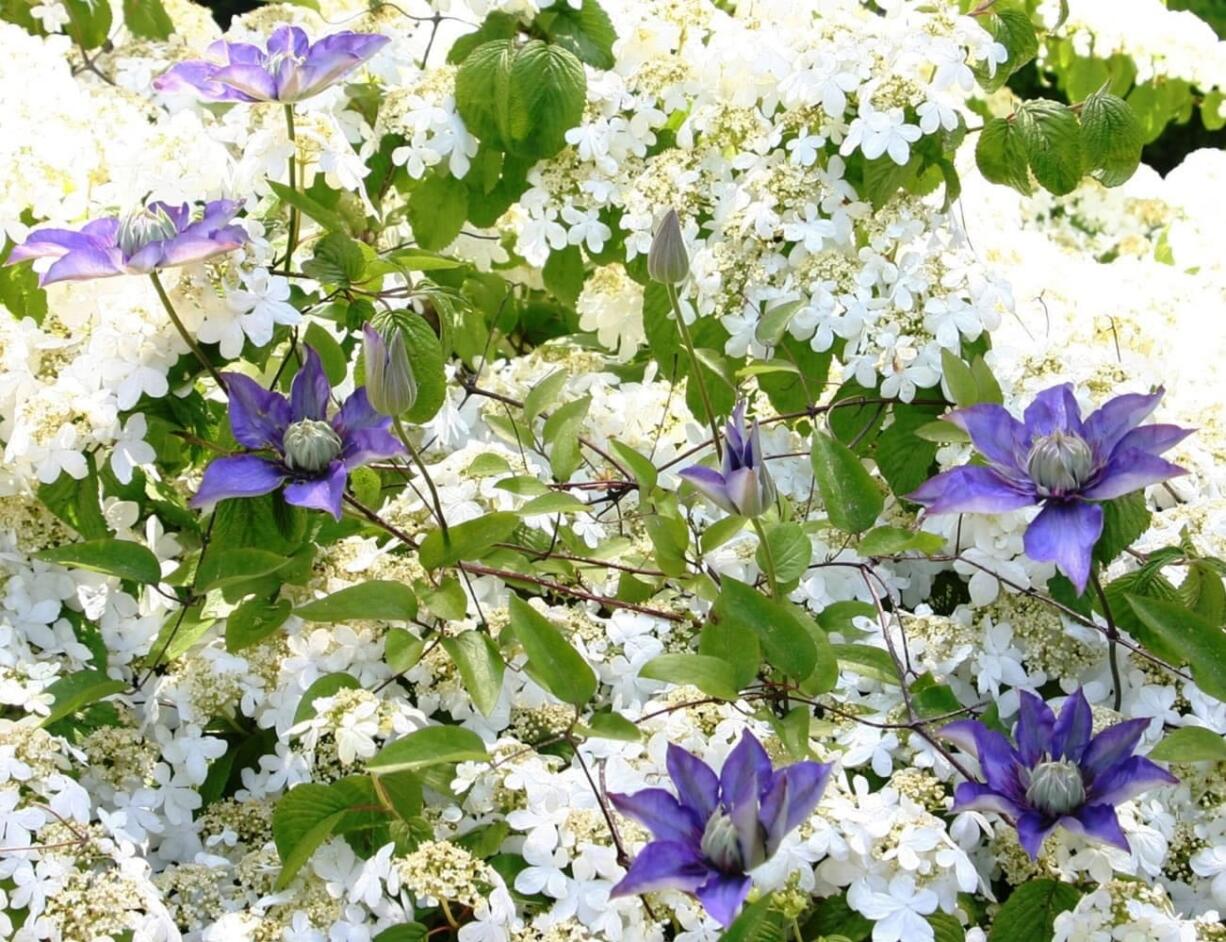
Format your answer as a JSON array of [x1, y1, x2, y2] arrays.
[[363, 324, 417, 417], [648, 209, 689, 285], [1026, 430, 1095, 497], [283, 418, 343, 473], [1025, 759, 1086, 816], [117, 205, 179, 257]]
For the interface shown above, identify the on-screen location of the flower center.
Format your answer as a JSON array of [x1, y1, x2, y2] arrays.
[[1025, 759, 1086, 816], [1026, 431, 1095, 496], [117, 206, 179, 257], [700, 809, 744, 873], [282, 419, 342, 474]]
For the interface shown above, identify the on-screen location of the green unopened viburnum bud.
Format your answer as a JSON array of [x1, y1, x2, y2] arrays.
[[363, 324, 417, 416], [648, 208, 689, 285]]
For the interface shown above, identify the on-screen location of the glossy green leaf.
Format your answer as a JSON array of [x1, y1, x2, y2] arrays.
[[811, 432, 883, 533], [367, 725, 489, 775], [442, 631, 505, 717], [507, 594, 596, 705], [37, 538, 161, 585], [296, 581, 418, 624], [640, 653, 740, 700]]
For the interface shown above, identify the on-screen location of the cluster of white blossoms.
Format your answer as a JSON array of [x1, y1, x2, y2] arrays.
[[0, 0, 1224, 940]]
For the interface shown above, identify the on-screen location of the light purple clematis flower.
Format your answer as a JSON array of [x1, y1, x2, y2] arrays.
[[679, 402, 777, 518], [609, 731, 833, 926], [907, 384, 1191, 592], [190, 347, 404, 520], [4, 201, 247, 287], [941, 688, 1177, 860], [153, 26, 389, 103]]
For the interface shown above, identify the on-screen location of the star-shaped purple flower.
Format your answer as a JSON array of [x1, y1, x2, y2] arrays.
[[4, 200, 247, 287], [609, 731, 833, 926], [907, 384, 1191, 592], [153, 26, 389, 103], [942, 689, 1177, 859], [190, 347, 405, 520], [679, 402, 777, 518]]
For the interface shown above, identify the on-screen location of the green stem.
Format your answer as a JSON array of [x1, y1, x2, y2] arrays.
[[149, 272, 227, 391], [393, 417, 450, 542], [284, 104, 300, 267], [665, 282, 723, 461], [751, 516, 780, 599], [1089, 569, 1124, 711], [791, 919, 804, 942]]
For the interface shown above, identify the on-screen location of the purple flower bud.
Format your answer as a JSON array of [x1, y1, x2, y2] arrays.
[[363, 324, 416, 417], [648, 208, 689, 285], [679, 402, 776, 518]]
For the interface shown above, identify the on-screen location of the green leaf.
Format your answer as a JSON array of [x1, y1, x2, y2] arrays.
[[928, 912, 966, 942], [714, 577, 817, 681], [407, 171, 469, 251], [543, 244, 586, 307], [757, 522, 812, 584], [640, 653, 740, 700], [226, 597, 292, 652], [301, 232, 368, 285], [39, 670, 126, 729], [455, 39, 586, 160], [811, 432, 883, 533], [974, 6, 1038, 92], [1080, 89, 1143, 187], [122, 0, 172, 39], [987, 880, 1082, 942], [197, 548, 292, 592], [0, 239, 48, 324], [293, 672, 361, 724], [273, 784, 353, 888], [507, 594, 597, 705], [536, 0, 617, 69], [394, 314, 446, 424], [699, 619, 760, 689], [874, 403, 942, 500], [419, 512, 521, 570], [832, 643, 900, 685], [579, 711, 641, 741], [447, 11, 518, 65], [385, 628, 425, 674], [373, 925, 429, 942], [267, 181, 350, 234], [859, 526, 946, 556], [302, 322, 347, 384], [64, 0, 112, 49], [1093, 493, 1151, 566], [296, 581, 419, 624], [1148, 726, 1226, 763], [976, 117, 1032, 195], [754, 299, 806, 347], [442, 631, 506, 717], [718, 894, 784, 942], [609, 440, 658, 493], [1124, 594, 1226, 701], [1017, 100, 1084, 196], [522, 369, 569, 426], [37, 538, 161, 584], [913, 419, 971, 444], [940, 348, 979, 407], [542, 395, 591, 481], [517, 492, 588, 515], [367, 725, 489, 775]]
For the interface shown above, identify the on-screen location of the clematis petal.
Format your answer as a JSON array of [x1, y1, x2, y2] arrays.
[[294, 32, 390, 100], [40, 247, 125, 285], [290, 346, 332, 421], [1080, 719, 1149, 784], [1022, 500, 1103, 594], [907, 466, 1036, 515], [1080, 448, 1187, 501], [608, 789, 704, 847], [153, 61, 250, 101], [773, 760, 833, 834], [211, 63, 278, 100], [1022, 383, 1084, 440], [695, 872, 753, 927], [947, 404, 1027, 472], [224, 373, 292, 449], [1087, 755, 1179, 806], [1051, 689, 1093, 763], [666, 745, 719, 825], [266, 24, 310, 58], [678, 465, 738, 516], [1083, 389, 1163, 454], [159, 232, 246, 268], [724, 466, 756, 516], [609, 840, 711, 898], [1062, 804, 1129, 852], [334, 387, 386, 435], [941, 720, 1024, 801], [1016, 811, 1057, 860], [951, 781, 1023, 818], [1014, 691, 1055, 767], [283, 461, 348, 520], [341, 426, 404, 469], [1113, 423, 1192, 457], [8, 225, 110, 262], [720, 731, 774, 805], [190, 455, 286, 510]]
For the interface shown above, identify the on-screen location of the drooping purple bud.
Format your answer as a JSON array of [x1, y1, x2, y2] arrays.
[[648, 209, 689, 285]]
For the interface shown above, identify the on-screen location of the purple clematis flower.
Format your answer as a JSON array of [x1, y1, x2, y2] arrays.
[[907, 384, 1191, 592], [190, 347, 404, 520], [679, 402, 777, 518], [4, 200, 247, 287], [941, 688, 1177, 860], [153, 26, 389, 103], [609, 731, 833, 926]]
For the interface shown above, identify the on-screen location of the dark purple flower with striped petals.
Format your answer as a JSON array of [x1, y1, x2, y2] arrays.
[[190, 347, 404, 520], [4, 201, 246, 286], [609, 731, 833, 926], [679, 401, 777, 518], [907, 384, 1191, 592], [153, 26, 389, 103], [941, 688, 1177, 859]]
